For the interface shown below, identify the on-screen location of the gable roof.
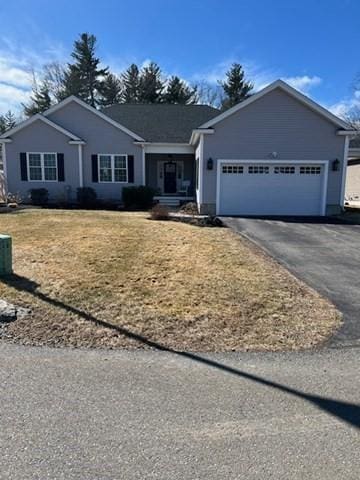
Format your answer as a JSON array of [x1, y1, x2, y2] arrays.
[[43, 95, 145, 142], [102, 103, 220, 143], [0, 113, 82, 141], [199, 79, 351, 131]]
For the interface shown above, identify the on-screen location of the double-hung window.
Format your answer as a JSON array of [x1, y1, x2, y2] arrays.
[[27, 153, 58, 181], [99, 154, 128, 183]]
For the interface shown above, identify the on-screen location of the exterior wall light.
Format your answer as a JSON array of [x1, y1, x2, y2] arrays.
[[207, 158, 214, 170], [332, 159, 340, 171]]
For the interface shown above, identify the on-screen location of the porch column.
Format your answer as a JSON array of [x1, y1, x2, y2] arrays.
[[142, 144, 146, 185], [78, 143, 84, 187]]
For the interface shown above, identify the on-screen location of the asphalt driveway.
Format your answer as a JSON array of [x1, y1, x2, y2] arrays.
[[222, 217, 360, 347]]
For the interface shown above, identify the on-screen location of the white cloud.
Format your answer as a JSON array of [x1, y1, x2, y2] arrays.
[[0, 58, 32, 88], [0, 36, 67, 114], [282, 75, 322, 94], [191, 59, 234, 84], [329, 91, 360, 119], [191, 59, 322, 96], [0, 83, 30, 113]]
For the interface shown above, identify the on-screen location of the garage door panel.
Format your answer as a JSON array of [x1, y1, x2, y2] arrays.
[[219, 163, 324, 216]]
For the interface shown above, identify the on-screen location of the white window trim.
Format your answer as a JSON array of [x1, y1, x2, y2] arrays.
[[216, 159, 329, 217], [26, 152, 58, 182], [98, 154, 128, 184]]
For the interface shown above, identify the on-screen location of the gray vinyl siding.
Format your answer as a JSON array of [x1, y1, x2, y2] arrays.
[[47, 102, 143, 200], [5, 119, 79, 202], [201, 88, 345, 214]]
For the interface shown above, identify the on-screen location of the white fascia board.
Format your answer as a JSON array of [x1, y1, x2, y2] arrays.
[[199, 79, 351, 130], [337, 130, 359, 136], [142, 143, 194, 154], [189, 128, 214, 145], [134, 142, 192, 146], [0, 114, 82, 141], [43, 95, 145, 142]]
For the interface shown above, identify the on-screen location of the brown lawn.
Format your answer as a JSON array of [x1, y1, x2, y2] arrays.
[[0, 209, 340, 351]]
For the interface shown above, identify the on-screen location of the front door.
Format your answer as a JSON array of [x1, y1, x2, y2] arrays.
[[164, 162, 177, 194]]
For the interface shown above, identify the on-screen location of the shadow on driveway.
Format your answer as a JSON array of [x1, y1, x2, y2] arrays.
[[2, 272, 360, 430]]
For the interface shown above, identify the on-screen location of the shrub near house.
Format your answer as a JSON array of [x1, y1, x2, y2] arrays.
[[122, 186, 156, 210], [30, 188, 49, 206], [77, 187, 97, 208]]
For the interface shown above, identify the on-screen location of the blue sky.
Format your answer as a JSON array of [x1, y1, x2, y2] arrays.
[[0, 0, 359, 116]]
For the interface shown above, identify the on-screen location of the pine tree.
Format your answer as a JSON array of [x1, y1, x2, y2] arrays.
[[23, 81, 52, 117], [138, 62, 164, 103], [60, 33, 108, 107], [121, 64, 140, 103], [0, 111, 16, 173], [58, 67, 84, 100], [220, 63, 253, 109], [163, 76, 198, 104], [2, 110, 17, 130], [99, 73, 123, 106]]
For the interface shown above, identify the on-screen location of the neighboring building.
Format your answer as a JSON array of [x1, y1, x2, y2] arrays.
[[0, 80, 356, 216], [346, 136, 360, 201]]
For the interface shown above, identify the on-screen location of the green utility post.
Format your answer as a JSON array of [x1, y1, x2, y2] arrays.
[[0, 234, 12, 275]]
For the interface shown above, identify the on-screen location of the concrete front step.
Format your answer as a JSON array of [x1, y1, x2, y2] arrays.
[[155, 196, 195, 207]]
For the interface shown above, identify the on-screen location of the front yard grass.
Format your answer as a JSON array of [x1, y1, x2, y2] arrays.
[[0, 209, 340, 351]]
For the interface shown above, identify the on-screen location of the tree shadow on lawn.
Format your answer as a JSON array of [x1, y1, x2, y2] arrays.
[[2, 272, 360, 430]]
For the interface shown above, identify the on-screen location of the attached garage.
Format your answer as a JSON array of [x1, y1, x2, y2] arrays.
[[217, 161, 328, 216]]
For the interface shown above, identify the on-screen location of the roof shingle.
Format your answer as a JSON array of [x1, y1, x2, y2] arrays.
[[101, 103, 220, 143]]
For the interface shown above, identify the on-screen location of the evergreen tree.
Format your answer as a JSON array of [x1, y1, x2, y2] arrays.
[[2, 110, 17, 131], [23, 81, 52, 117], [99, 73, 123, 106], [60, 33, 108, 107], [220, 63, 253, 109], [163, 76, 198, 104], [121, 64, 140, 103], [0, 113, 11, 134], [58, 67, 84, 100], [138, 62, 164, 103], [0, 111, 16, 173]]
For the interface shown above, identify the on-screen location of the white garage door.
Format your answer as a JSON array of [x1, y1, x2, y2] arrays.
[[218, 162, 326, 216]]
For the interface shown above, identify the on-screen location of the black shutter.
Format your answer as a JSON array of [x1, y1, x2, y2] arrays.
[[128, 155, 134, 183], [92, 154, 98, 182], [20, 152, 27, 181], [57, 153, 65, 181]]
